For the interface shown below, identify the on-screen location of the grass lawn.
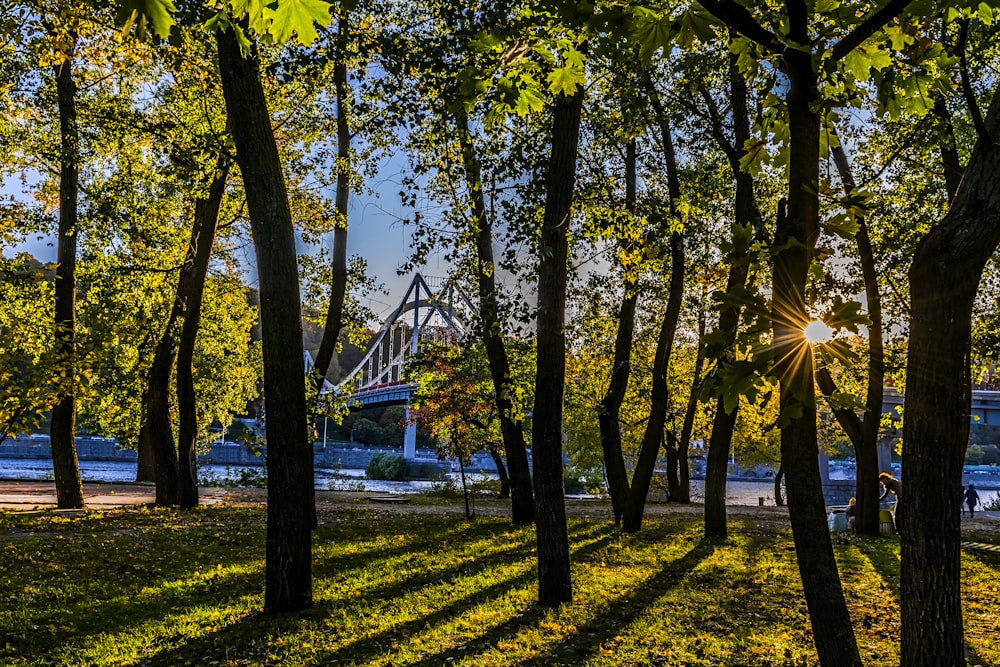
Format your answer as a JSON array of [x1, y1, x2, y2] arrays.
[[1, 499, 998, 666]]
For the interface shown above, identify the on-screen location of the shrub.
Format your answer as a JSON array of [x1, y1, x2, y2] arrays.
[[366, 452, 408, 481], [199, 466, 267, 488], [564, 467, 605, 495], [965, 444, 986, 466]]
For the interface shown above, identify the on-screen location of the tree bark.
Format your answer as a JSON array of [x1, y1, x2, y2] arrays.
[[147, 328, 181, 505], [49, 48, 85, 510], [217, 27, 314, 614], [135, 386, 156, 483], [821, 141, 884, 536], [672, 306, 706, 504], [775, 46, 861, 667], [622, 226, 684, 532], [621, 120, 685, 533], [932, 95, 963, 203], [774, 465, 785, 506], [901, 88, 1000, 667], [704, 48, 762, 539], [597, 138, 638, 524], [456, 111, 534, 524], [532, 86, 584, 606], [311, 11, 351, 391], [488, 446, 510, 499], [176, 163, 230, 509]]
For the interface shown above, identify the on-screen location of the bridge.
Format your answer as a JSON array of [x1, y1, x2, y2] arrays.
[[326, 273, 474, 458]]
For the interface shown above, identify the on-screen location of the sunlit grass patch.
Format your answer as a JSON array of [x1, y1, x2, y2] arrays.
[[2, 504, 997, 666]]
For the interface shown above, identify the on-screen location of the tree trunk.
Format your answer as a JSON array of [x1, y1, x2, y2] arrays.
[[147, 330, 180, 506], [135, 388, 156, 483], [176, 163, 230, 509], [488, 446, 510, 499], [217, 27, 314, 614], [456, 111, 534, 524], [826, 141, 884, 537], [597, 138, 638, 524], [311, 11, 351, 391], [704, 48, 762, 539], [901, 88, 1000, 667], [672, 307, 706, 504], [932, 95, 963, 203], [49, 50, 85, 510], [532, 86, 584, 606], [774, 465, 785, 506], [775, 47, 861, 667], [621, 120, 685, 533], [622, 227, 683, 532]]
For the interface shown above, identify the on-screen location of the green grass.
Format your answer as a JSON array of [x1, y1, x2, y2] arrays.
[[0, 504, 997, 666]]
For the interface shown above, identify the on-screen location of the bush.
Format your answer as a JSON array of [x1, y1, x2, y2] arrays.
[[352, 418, 381, 444], [199, 466, 267, 488], [366, 452, 408, 481], [564, 467, 605, 495], [965, 444, 986, 466]]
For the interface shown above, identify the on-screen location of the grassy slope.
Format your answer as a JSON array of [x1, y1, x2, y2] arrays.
[[0, 503, 997, 666]]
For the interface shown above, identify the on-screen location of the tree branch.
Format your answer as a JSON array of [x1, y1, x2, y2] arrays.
[[831, 0, 917, 61], [815, 366, 864, 445], [696, 0, 783, 53], [957, 18, 990, 143]]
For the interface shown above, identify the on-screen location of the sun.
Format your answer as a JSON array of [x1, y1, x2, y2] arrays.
[[803, 320, 834, 344]]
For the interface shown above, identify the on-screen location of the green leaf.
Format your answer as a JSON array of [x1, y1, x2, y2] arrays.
[[228, 0, 268, 34], [630, 6, 674, 61], [822, 212, 860, 240], [739, 138, 768, 176], [842, 45, 892, 80], [547, 65, 585, 96], [116, 0, 177, 40], [979, 2, 996, 25], [823, 296, 869, 334], [514, 87, 545, 115], [263, 0, 333, 45]]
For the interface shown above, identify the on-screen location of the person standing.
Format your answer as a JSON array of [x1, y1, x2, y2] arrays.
[[964, 483, 981, 518], [879, 471, 902, 534]]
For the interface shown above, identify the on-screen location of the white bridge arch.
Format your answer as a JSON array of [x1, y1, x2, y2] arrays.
[[328, 273, 474, 458]]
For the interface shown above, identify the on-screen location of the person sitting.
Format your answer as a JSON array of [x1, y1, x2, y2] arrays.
[[845, 497, 857, 530]]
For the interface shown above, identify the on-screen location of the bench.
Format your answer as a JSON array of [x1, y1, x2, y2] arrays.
[[366, 495, 410, 504]]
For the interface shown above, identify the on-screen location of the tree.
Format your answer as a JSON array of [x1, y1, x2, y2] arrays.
[[813, 139, 885, 536], [48, 6, 87, 509], [407, 341, 506, 514], [377, 0, 539, 523], [215, 23, 316, 611], [901, 80, 1000, 667], [693, 0, 918, 662], [532, 78, 585, 604]]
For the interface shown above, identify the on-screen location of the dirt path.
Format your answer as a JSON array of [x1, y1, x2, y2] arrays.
[[2, 480, 998, 539]]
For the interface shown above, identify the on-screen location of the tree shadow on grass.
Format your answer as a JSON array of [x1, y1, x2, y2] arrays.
[[134, 522, 615, 666], [853, 537, 900, 597], [313, 514, 481, 569], [0, 565, 264, 664], [402, 536, 716, 667]]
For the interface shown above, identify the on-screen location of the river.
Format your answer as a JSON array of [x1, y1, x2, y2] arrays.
[[1, 458, 997, 507]]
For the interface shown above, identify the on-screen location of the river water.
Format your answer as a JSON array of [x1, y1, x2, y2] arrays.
[[1, 458, 997, 507]]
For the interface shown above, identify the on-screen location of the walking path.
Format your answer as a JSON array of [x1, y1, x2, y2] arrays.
[[962, 540, 1000, 554], [0, 481, 232, 512]]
